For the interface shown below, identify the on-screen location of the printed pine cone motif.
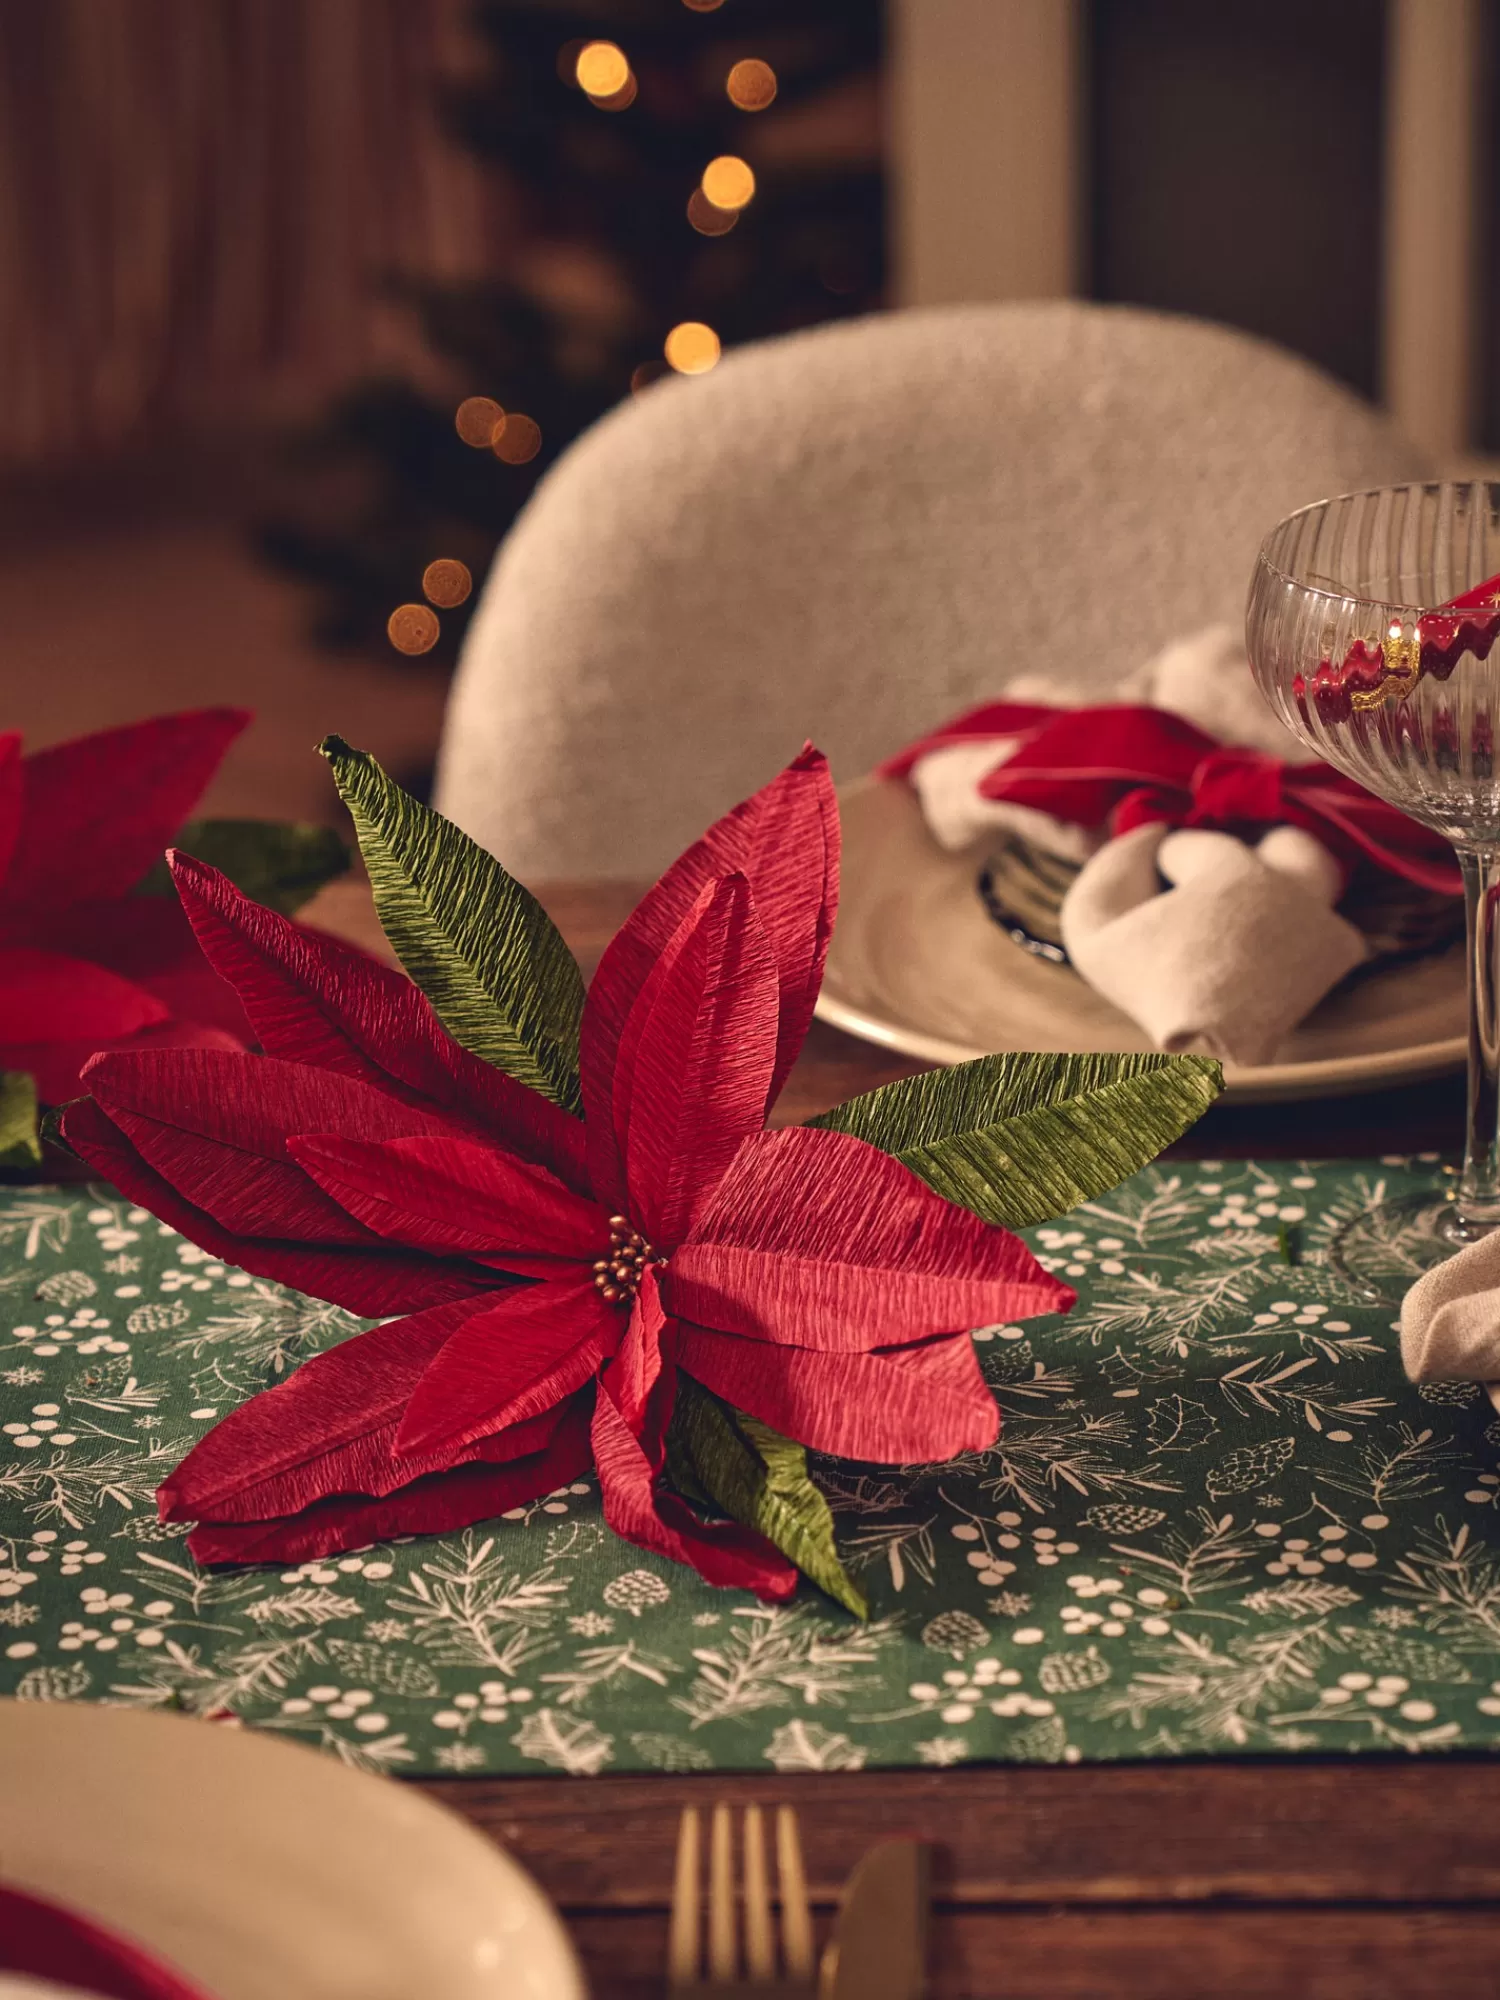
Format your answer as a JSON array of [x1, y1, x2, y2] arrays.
[[921, 1610, 991, 1658], [1081, 1503, 1168, 1534], [1039, 1646, 1112, 1694]]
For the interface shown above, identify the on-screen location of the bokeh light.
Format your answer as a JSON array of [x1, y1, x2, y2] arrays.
[[681, 0, 726, 11], [687, 186, 738, 235], [387, 604, 441, 656], [493, 413, 543, 464], [454, 396, 504, 448], [664, 322, 721, 375], [726, 59, 777, 111], [700, 155, 755, 211], [575, 41, 629, 96], [422, 559, 473, 609], [590, 69, 638, 111]]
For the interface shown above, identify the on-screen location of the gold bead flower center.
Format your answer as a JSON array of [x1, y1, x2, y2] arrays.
[[592, 1214, 664, 1304]]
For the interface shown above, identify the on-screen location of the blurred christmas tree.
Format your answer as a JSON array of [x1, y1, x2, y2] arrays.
[[259, 0, 884, 661]]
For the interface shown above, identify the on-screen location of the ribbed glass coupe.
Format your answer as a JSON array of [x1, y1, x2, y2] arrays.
[[1246, 482, 1500, 1300]]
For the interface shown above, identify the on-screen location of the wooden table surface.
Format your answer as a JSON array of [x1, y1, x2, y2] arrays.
[[317, 880, 1486, 1998]]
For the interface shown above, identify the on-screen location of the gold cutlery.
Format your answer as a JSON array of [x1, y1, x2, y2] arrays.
[[818, 1840, 930, 2000], [667, 1802, 816, 1997]]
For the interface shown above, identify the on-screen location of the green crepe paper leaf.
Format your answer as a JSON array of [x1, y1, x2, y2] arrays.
[[321, 736, 586, 1111], [0, 1071, 42, 1170], [669, 1378, 868, 1618], [136, 820, 351, 916], [807, 1051, 1223, 1230]]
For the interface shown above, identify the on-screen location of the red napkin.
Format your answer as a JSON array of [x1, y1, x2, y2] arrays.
[[0, 1884, 211, 2000]]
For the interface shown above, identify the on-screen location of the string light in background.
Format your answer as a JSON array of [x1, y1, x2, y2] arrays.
[[493, 413, 542, 464], [686, 185, 737, 235], [726, 59, 777, 111], [576, 39, 637, 110], [386, 603, 441, 656], [575, 40, 628, 95], [422, 559, 473, 609], [664, 321, 721, 375], [391, 14, 772, 648], [454, 395, 504, 448], [700, 154, 756, 211]]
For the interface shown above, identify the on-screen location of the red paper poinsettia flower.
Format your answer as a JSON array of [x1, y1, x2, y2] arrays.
[[63, 748, 1075, 1597], [0, 710, 254, 1106]]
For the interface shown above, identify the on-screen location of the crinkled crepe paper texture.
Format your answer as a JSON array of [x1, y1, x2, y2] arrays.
[[322, 735, 587, 1111], [810, 1052, 1225, 1229], [0, 712, 349, 1119], [59, 742, 1222, 1605]]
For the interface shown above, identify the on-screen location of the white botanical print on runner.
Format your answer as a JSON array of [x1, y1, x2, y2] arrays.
[[6, 1163, 1500, 1770]]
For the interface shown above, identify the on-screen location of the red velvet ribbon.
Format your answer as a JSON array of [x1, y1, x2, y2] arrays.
[[881, 700, 1461, 895]]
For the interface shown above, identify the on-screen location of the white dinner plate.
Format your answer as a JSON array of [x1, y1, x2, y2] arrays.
[[816, 777, 1467, 1103], [0, 1701, 585, 2000]]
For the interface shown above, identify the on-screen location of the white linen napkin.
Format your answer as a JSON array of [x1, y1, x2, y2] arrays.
[[906, 625, 1362, 1065], [1060, 824, 1368, 1068], [1401, 1235, 1500, 1413]]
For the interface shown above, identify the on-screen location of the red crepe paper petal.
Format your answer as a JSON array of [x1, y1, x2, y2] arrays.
[[196, 1405, 571, 1526], [583, 747, 837, 1150], [396, 1277, 617, 1456], [291, 1131, 608, 1269], [4, 1018, 245, 1111], [185, 1403, 595, 1564], [90, 1103, 381, 1246], [606, 1267, 669, 1438], [83, 1048, 468, 1245], [0, 708, 249, 919], [171, 852, 591, 1192], [591, 1377, 796, 1598], [0, 732, 23, 887], [672, 1126, 1071, 1347], [0, 946, 169, 1045], [615, 876, 779, 1246], [679, 1324, 1001, 1462], [159, 1297, 483, 1521], [62, 1097, 485, 1318], [27, 895, 255, 1042]]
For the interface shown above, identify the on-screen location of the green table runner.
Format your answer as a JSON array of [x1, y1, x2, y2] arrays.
[[4, 1159, 1499, 1776]]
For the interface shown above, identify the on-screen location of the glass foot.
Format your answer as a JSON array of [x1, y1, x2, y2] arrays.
[[1328, 1182, 1500, 1307]]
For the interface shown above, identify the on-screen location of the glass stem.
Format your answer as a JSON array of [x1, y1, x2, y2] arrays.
[[1456, 845, 1500, 1234]]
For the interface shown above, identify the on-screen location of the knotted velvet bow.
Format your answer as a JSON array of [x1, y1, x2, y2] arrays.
[[883, 701, 1460, 896]]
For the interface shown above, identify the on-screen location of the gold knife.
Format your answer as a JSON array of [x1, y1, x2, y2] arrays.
[[819, 1840, 930, 2000]]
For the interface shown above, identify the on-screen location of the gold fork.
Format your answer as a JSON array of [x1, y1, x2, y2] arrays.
[[667, 1802, 817, 1996]]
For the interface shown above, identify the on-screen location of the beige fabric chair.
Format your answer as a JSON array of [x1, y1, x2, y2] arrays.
[[436, 302, 1426, 878]]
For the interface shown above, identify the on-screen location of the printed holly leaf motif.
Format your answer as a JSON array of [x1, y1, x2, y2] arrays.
[[0, 1071, 41, 1170], [512, 1707, 614, 1775], [321, 736, 585, 1110], [808, 1052, 1222, 1228], [1145, 1394, 1219, 1455], [1206, 1437, 1295, 1496], [764, 1719, 867, 1771], [137, 820, 350, 915], [669, 1379, 868, 1619]]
